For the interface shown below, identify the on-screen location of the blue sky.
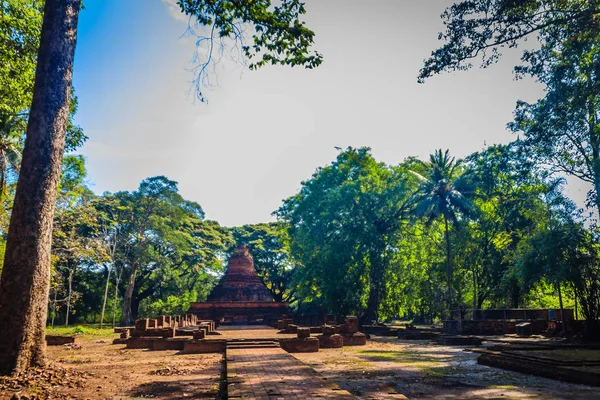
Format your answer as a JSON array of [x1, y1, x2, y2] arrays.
[[72, 0, 591, 226]]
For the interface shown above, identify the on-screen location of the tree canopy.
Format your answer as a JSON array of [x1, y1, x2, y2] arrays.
[[419, 0, 600, 82]]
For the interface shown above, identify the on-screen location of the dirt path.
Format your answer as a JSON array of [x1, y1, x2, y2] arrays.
[[0, 336, 224, 400], [292, 337, 600, 400], [3, 332, 600, 399]]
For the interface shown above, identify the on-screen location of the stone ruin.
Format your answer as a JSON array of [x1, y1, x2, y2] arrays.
[[443, 308, 575, 336], [277, 315, 366, 351], [114, 313, 225, 353], [317, 324, 343, 348], [188, 245, 290, 325], [279, 327, 320, 353]]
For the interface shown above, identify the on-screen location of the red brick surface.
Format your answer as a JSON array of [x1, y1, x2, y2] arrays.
[[46, 335, 77, 346], [227, 347, 355, 399], [183, 340, 226, 354], [318, 334, 344, 348], [342, 332, 367, 346], [279, 337, 320, 353]]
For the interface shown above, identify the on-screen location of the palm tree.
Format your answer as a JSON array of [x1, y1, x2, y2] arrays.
[[409, 149, 477, 310], [0, 115, 23, 200]]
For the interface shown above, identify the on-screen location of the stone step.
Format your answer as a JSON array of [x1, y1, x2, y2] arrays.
[[227, 341, 280, 349], [226, 339, 280, 344]]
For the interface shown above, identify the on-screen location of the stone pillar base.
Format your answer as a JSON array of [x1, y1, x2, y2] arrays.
[[317, 334, 343, 348], [280, 337, 319, 353], [342, 332, 367, 346]]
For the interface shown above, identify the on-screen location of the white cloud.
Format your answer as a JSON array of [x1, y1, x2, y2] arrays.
[[160, 0, 188, 22]]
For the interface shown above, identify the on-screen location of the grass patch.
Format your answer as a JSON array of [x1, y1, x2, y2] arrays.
[[46, 325, 116, 338], [421, 365, 468, 377], [357, 349, 448, 364], [490, 385, 518, 390], [354, 349, 466, 377], [329, 356, 372, 368]]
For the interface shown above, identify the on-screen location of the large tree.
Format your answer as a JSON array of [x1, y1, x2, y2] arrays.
[[0, 0, 321, 374], [277, 148, 411, 322], [420, 0, 600, 219], [0, 0, 81, 374], [409, 149, 477, 309], [418, 0, 600, 82], [509, 41, 600, 217], [459, 144, 561, 309]]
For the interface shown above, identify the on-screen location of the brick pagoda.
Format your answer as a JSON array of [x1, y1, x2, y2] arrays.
[[188, 245, 289, 325]]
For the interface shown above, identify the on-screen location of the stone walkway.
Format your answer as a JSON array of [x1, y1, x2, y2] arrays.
[[227, 347, 356, 399], [209, 325, 296, 341]]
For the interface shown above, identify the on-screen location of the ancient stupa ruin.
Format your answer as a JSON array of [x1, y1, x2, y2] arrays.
[[188, 245, 289, 324]]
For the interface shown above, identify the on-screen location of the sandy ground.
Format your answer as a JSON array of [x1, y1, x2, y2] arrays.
[[0, 336, 224, 400], [3, 330, 600, 400], [292, 336, 600, 400]]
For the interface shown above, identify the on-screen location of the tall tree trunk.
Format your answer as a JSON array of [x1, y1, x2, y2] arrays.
[[99, 265, 111, 329], [112, 265, 122, 327], [574, 288, 579, 320], [121, 266, 137, 326], [65, 265, 75, 327], [586, 93, 600, 220], [51, 287, 58, 328], [557, 282, 565, 333], [472, 268, 477, 315], [443, 214, 453, 311], [362, 249, 385, 324], [0, 0, 80, 375], [510, 280, 520, 308], [131, 295, 141, 322]]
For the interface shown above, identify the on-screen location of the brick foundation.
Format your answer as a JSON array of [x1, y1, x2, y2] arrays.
[[46, 335, 77, 346], [317, 334, 343, 348], [341, 332, 367, 346], [279, 337, 319, 353], [151, 339, 186, 351], [126, 337, 158, 349], [182, 340, 226, 354]]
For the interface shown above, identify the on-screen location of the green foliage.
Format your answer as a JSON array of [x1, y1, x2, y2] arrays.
[[457, 143, 558, 308], [422, 0, 600, 220], [98, 176, 233, 324], [0, 0, 42, 116], [419, 0, 600, 82], [0, 114, 23, 200], [177, 0, 322, 100], [516, 210, 600, 321], [43, 145, 600, 324], [46, 325, 115, 338], [48, 174, 233, 325], [277, 147, 412, 321], [139, 291, 198, 318], [0, 1, 86, 148], [409, 149, 477, 308], [510, 40, 600, 214], [73, 325, 87, 334], [65, 92, 88, 152]]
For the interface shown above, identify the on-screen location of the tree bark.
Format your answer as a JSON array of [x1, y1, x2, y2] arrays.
[[443, 214, 453, 310], [99, 265, 111, 329], [50, 287, 58, 328], [0, 0, 80, 375], [65, 264, 75, 327], [557, 282, 565, 333], [112, 265, 122, 327], [362, 248, 385, 324], [121, 266, 137, 326], [472, 268, 477, 315]]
